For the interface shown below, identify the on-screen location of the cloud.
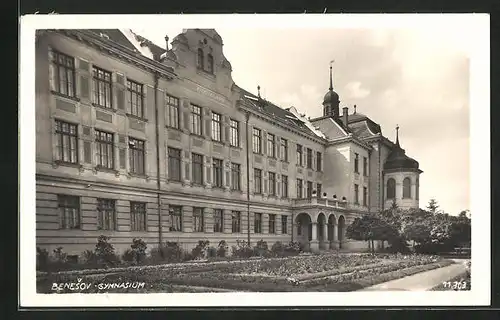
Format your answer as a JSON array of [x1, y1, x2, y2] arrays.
[[344, 81, 371, 99]]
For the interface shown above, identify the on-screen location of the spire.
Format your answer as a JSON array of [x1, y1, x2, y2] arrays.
[[329, 60, 334, 90], [395, 124, 400, 147], [257, 85, 261, 99]]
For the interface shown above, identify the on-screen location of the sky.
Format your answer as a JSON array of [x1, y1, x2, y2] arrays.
[[134, 25, 471, 215]]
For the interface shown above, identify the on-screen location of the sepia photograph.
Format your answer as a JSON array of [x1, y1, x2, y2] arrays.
[[19, 14, 490, 307]]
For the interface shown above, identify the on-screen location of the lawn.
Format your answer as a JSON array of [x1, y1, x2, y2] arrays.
[[37, 253, 455, 293]]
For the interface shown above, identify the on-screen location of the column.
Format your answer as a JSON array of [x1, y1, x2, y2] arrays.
[[322, 223, 328, 249], [330, 223, 339, 249], [310, 222, 319, 252]]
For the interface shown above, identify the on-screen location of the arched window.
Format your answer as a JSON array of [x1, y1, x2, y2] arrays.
[[386, 178, 396, 199], [403, 177, 411, 198], [207, 54, 214, 73], [197, 48, 204, 69]]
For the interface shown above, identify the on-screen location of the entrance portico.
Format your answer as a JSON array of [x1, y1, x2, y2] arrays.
[[294, 211, 347, 252]]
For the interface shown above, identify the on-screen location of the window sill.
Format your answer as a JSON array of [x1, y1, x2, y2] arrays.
[[230, 189, 243, 193], [126, 113, 148, 122], [253, 152, 264, 156], [128, 172, 147, 179], [167, 179, 183, 184], [95, 166, 118, 174], [212, 139, 224, 145], [280, 160, 289, 164], [229, 145, 242, 150], [51, 91, 80, 102], [190, 133, 206, 139], [166, 126, 182, 132], [93, 103, 115, 112], [53, 161, 82, 169]]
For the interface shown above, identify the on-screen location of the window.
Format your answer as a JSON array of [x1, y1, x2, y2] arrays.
[[306, 148, 313, 169], [354, 153, 359, 173], [280, 138, 288, 161], [97, 199, 115, 230], [127, 80, 144, 118], [214, 209, 223, 233], [416, 177, 420, 200], [254, 168, 262, 194], [207, 54, 214, 73], [267, 133, 276, 157], [55, 120, 78, 164], [231, 163, 241, 191], [191, 104, 202, 135], [268, 172, 276, 196], [354, 184, 359, 204], [51, 51, 75, 97], [167, 95, 180, 129], [58, 195, 80, 229], [254, 213, 262, 233], [363, 157, 368, 176], [211, 112, 222, 141], [130, 202, 146, 231], [231, 211, 241, 233], [197, 48, 204, 69], [193, 207, 204, 232], [129, 138, 145, 175], [212, 158, 223, 188], [281, 175, 289, 198], [316, 152, 322, 171], [296, 144, 303, 166], [269, 214, 276, 234], [230, 119, 240, 147], [95, 130, 114, 169], [252, 128, 262, 153], [403, 177, 412, 198], [281, 215, 288, 234], [169, 205, 182, 232], [92, 66, 112, 108], [317, 183, 322, 198], [363, 187, 368, 206], [168, 147, 181, 181], [306, 181, 313, 198], [387, 178, 396, 199], [192, 153, 204, 185], [296, 179, 303, 198]]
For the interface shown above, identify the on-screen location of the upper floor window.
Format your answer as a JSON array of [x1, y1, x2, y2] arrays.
[[306, 181, 313, 198], [128, 138, 145, 175], [95, 130, 114, 169], [268, 172, 276, 196], [354, 184, 359, 204], [127, 79, 144, 118], [354, 153, 359, 173], [51, 51, 75, 97], [296, 144, 303, 166], [363, 186, 368, 206], [317, 183, 322, 198], [306, 148, 313, 169], [252, 128, 262, 154], [267, 133, 276, 158], [167, 95, 180, 129], [387, 178, 396, 199], [403, 177, 412, 198], [231, 163, 241, 191], [254, 168, 262, 194], [316, 152, 322, 171], [281, 175, 289, 198], [58, 195, 80, 229], [211, 112, 222, 141], [92, 66, 112, 108], [363, 157, 368, 176], [230, 119, 240, 147], [280, 138, 288, 162], [192, 153, 204, 185], [55, 120, 78, 164], [296, 179, 303, 198], [191, 104, 202, 135], [212, 158, 223, 188], [197, 48, 204, 69], [207, 54, 214, 74], [168, 147, 181, 181]]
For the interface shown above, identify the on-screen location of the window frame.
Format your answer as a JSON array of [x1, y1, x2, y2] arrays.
[[230, 119, 240, 147], [354, 184, 359, 204], [269, 214, 276, 234], [306, 148, 313, 169], [192, 153, 204, 185], [354, 153, 359, 173], [191, 104, 203, 136], [363, 156, 368, 176], [128, 137, 145, 175], [268, 172, 276, 196], [193, 207, 204, 232], [213, 209, 224, 233], [55, 120, 79, 164], [212, 158, 224, 188], [57, 195, 80, 230], [167, 147, 182, 182], [95, 129, 114, 169], [387, 178, 396, 199], [281, 175, 289, 198], [197, 48, 204, 69], [91, 66, 113, 109], [97, 198, 116, 231], [280, 138, 288, 162], [306, 181, 313, 198], [316, 151, 322, 172], [169, 205, 183, 232], [254, 168, 262, 194], [231, 163, 241, 191], [363, 186, 368, 206], [281, 215, 288, 234], [231, 211, 241, 233], [252, 127, 262, 154], [403, 177, 412, 199], [211, 112, 222, 142], [254, 213, 262, 234], [51, 50, 76, 98], [296, 144, 303, 166], [126, 79, 144, 119], [267, 133, 276, 158], [166, 95, 180, 129], [296, 178, 303, 199], [130, 201, 146, 232]]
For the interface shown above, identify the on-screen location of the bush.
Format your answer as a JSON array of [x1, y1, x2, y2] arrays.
[[191, 240, 210, 260], [217, 240, 228, 258], [36, 247, 49, 271], [53, 247, 68, 264], [122, 249, 136, 263], [207, 246, 217, 258], [232, 240, 254, 258], [284, 241, 302, 255], [130, 238, 147, 264], [271, 241, 285, 256], [385, 237, 411, 254], [82, 249, 98, 265], [94, 235, 119, 267], [253, 239, 269, 257]]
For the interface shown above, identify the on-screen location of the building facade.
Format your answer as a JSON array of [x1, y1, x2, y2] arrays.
[[35, 28, 423, 256]]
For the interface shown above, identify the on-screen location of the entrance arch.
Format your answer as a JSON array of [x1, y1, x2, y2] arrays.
[[317, 212, 327, 249], [338, 215, 346, 249], [328, 214, 337, 249], [295, 213, 312, 249]]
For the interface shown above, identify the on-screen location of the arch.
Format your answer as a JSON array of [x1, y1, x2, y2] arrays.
[[337, 215, 346, 243], [386, 178, 396, 199], [295, 212, 312, 243], [327, 214, 337, 241], [197, 48, 204, 69], [207, 53, 214, 73], [317, 212, 327, 241], [403, 177, 411, 198]]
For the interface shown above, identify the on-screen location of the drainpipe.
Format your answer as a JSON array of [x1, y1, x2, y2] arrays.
[[245, 111, 251, 245], [368, 148, 372, 214], [379, 141, 383, 211], [154, 72, 163, 247]]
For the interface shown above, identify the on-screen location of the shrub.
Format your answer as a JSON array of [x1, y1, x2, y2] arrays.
[[52, 247, 68, 264], [206, 246, 217, 258], [122, 249, 136, 263], [284, 241, 302, 255], [94, 235, 119, 267], [217, 240, 228, 258], [232, 240, 254, 258], [82, 249, 98, 265], [36, 247, 49, 271], [253, 239, 269, 257], [130, 238, 147, 264], [191, 240, 210, 260], [271, 241, 285, 256]]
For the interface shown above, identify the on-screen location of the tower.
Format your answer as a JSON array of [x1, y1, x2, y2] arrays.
[[323, 61, 340, 118]]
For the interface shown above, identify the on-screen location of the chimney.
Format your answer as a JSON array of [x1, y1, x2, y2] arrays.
[[164, 35, 169, 51], [342, 106, 349, 126]]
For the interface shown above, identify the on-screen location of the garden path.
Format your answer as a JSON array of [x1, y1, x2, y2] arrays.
[[357, 263, 467, 291]]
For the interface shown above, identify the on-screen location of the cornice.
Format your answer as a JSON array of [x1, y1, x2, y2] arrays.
[[52, 29, 177, 81], [327, 135, 373, 151]]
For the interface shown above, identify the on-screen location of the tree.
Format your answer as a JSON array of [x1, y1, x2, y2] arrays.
[[346, 215, 376, 253], [403, 222, 432, 246], [426, 198, 440, 214]]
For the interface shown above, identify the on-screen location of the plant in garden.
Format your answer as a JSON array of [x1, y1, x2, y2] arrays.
[[130, 238, 148, 264], [253, 239, 269, 257], [53, 247, 68, 264], [232, 240, 254, 258], [217, 240, 228, 258], [191, 240, 210, 259], [36, 247, 49, 271], [94, 235, 119, 267]]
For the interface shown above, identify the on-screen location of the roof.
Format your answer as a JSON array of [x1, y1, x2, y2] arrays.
[[384, 140, 420, 171]]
